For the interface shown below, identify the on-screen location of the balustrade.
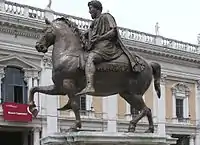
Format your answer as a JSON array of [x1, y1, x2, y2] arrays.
[[0, 0, 199, 54]]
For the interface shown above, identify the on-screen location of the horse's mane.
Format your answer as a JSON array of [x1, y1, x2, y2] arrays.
[[53, 17, 86, 49]]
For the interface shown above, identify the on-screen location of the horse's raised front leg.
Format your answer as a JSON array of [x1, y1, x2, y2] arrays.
[[28, 85, 62, 117]]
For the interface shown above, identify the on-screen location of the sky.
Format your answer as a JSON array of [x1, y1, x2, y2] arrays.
[[8, 0, 200, 44]]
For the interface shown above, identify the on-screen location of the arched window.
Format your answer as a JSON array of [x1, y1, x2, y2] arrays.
[[171, 83, 190, 122], [1, 66, 28, 104]]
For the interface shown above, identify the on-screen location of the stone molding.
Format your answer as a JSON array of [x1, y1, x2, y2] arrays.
[[171, 83, 190, 97], [24, 70, 39, 82], [0, 54, 41, 81], [0, 23, 40, 39], [40, 132, 178, 145], [32, 127, 42, 132]]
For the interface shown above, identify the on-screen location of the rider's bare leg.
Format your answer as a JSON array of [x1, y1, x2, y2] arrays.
[[76, 52, 103, 95]]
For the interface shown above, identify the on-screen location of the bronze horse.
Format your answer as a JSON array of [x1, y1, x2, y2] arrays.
[[28, 17, 161, 133]]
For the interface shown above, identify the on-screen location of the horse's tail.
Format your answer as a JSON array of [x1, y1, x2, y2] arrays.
[[150, 62, 161, 99]]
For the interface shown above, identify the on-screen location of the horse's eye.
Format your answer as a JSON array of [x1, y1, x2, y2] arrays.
[[46, 28, 52, 33]]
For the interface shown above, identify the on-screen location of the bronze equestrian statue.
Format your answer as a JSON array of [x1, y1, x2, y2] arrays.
[[28, 0, 161, 133], [76, 0, 144, 96]]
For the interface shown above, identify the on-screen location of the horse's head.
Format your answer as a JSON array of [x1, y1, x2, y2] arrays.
[[35, 18, 56, 53], [35, 17, 84, 54]]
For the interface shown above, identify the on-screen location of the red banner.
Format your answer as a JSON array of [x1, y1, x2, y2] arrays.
[[2, 102, 32, 122]]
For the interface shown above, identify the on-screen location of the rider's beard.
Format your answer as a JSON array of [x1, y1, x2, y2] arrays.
[[90, 13, 96, 19]]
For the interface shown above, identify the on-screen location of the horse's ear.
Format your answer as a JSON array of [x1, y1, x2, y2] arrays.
[[45, 18, 51, 25]]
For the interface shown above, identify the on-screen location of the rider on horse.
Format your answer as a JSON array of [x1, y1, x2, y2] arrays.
[[76, 0, 145, 95]]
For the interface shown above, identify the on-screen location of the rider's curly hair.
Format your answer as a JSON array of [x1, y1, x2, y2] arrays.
[[88, 0, 103, 12]]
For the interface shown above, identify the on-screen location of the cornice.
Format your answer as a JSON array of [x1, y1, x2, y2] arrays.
[[0, 21, 41, 39], [0, 11, 44, 30], [125, 40, 200, 65], [0, 11, 43, 39], [0, 40, 44, 59]]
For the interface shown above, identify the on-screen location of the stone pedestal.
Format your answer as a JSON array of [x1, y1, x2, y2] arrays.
[[41, 131, 177, 145]]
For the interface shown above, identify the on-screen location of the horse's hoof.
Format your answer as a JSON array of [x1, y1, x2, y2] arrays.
[[27, 105, 38, 118], [128, 127, 135, 133], [32, 109, 39, 118], [67, 127, 78, 132], [144, 129, 154, 133]]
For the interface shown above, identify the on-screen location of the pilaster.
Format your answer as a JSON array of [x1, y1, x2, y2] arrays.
[[195, 80, 200, 145], [0, 0, 5, 11], [189, 135, 195, 145], [33, 127, 41, 145], [103, 95, 118, 132], [41, 55, 58, 134], [157, 73, 166, 136], [0, 67, 4, 103], [24, 70, 40, 105]]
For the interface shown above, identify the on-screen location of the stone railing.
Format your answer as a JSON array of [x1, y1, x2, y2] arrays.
[[166, 117, 195, 125], [1, 0, 200, 54]]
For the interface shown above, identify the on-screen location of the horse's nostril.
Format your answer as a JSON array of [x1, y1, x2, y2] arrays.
[[35, 45, 39, 49]]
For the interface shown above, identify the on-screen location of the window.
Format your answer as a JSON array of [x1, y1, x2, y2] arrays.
[[176, 99, 184, 119], [80, 95, 86, 111], [2, 66, 28, 104], [14, 86, 23, 103], [79, 95, 86, 116], [172, 83, 190, 122]]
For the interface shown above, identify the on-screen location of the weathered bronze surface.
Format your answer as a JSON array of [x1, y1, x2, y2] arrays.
[[29, 0, 161, 133]]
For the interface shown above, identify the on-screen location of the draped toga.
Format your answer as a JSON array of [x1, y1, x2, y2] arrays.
[[88, 13, 145, 72]]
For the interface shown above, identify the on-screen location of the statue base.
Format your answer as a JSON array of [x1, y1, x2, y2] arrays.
[[40, 131, 177, 145]]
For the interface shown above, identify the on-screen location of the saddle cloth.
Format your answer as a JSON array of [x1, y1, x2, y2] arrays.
[[79, 52, 131, 72]]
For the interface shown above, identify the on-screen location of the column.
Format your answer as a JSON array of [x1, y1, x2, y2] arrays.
[[171, 88, 177, 122], [103, 95, 118, 132], [42, 56, 58, 134], [195, 80, 200, 145], [86, 95, 94, 118], [157, 73, 166, 136], [86, 95, 93, 110], [33, 128, 40, 145], [0, 67, 4, 103], [25, 70, 40, 111], [33, 76, 39, 110], [153, 86, 158, 122], [103, 97, 108, 121], [195, 131, 200, 145], [189, 136, 195, 145], [125, 102, 131, 120], [0, 0, 5, 12], [183, 96, 189, 119]]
